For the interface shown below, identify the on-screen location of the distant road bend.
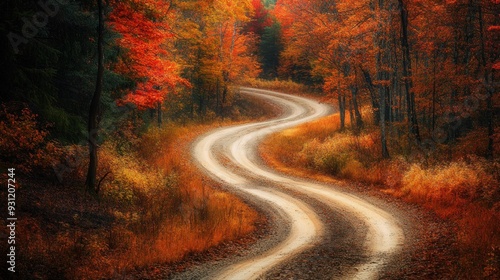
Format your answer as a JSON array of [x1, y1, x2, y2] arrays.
[[191, 88, 405, 279]]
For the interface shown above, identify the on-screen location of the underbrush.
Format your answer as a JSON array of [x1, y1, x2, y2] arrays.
[[0, 104, 63, 173], [261, 112, 500, 278], [1, 106, 259, 279], [94, 125, 259, 277]]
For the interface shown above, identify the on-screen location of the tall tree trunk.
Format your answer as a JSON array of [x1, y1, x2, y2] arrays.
[[478, 4, 494, 159], [390, 31, 399, 125], [432, 52, 437, 131], [379, 71, 390, 158], [351, 85, 364, 130], [86, 0, 104, 194], [487, 90, 494, 159], [157, 101, 162, 127], [398, 0, 421, 144], [150, 108, 155, 120], [361, 67, 380, 125], [221, 71, 229, 120], [197, 88, 203, 117], [349, 98, 355, 128], [374, 0, 390, 158], [339, 94, 346, 131], [337, 75, 346, 130]]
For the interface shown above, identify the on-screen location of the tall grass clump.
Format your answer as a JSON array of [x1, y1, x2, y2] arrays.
[[84, 124, 260, 278], [400, 159, 500, 278], [12, 119, 260, 279], [260, 110, 500, 278]]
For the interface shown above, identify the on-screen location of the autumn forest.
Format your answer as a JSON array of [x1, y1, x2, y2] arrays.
[[1, 0, 499, 279]]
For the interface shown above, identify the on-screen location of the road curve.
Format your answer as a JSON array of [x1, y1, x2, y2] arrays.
[[192, 88, 405, 279]]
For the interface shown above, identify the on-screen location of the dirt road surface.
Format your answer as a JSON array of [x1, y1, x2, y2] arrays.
[[186, 88, 406, 279]]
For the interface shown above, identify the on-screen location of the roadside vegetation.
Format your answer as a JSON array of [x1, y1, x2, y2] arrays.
[[257, 0, 500, 277], [242, 78, 312, 95], [2, 0, 499, 278], [2, 0, 278, 277], [0, 95, 269, 279], [261, 109, 500, 279]]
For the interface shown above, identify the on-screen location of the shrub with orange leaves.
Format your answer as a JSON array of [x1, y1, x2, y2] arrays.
[[402, 158, 500, 209], [261, 110, 500, 279], [403, 162, 479, 205], [15, 118, 261, 279], [0, 105, 62, 173], [65, 123, 259, 278]]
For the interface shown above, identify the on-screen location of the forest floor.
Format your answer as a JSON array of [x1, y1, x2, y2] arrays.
[[0, 90, 278, 279]]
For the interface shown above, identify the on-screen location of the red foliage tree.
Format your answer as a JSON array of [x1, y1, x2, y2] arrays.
[[109, 0, 189, 110], [246, 0, 272, 36]]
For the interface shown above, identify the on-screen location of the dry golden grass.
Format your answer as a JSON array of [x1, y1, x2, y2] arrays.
[[88, 123, 259, 278], [12, 121, 259, 279], [0, 93, 282, 280], [260, 111, 500, 278]]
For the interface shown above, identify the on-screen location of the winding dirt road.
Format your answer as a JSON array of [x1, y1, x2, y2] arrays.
[[191, 88, 405, 279]]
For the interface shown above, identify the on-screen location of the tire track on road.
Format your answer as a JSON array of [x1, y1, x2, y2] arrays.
[[192, 88, 404, 279]]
